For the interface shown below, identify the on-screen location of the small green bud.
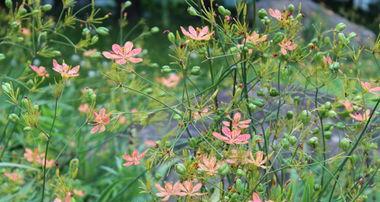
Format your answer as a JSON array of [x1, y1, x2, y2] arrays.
[[339, 138, 351, 151], [42, 4, 52, 12], [175, 163, 186, 175], [324, 131, 332, 140], [167, 32, 175, 43], [91, 35, 99, 44], [236, 178, 246, 193], [308, 137, 318, 147], [8, 113, 19, 122], [218, 6, 230, 16], [236, 169, 246, 177], [335, 122, 345, 129], [287, 135, 297, 145], [251, 98, 265, 107], [161, 65, 171, 73], [143, 88, 153, 94], [347, 32, 357, 40], [338, 33, 346, 43], [288, 4, 295, 12], [217, 163, 230, 175], [173, 114, 181, 120], [21, 97, 31, 107], [300, 110, 311, 124], [82, 28, 90, 36], [314, 184, 321, 191], [1, 82, 12, 94], [5, 0, 12, 9], [281, 138, 290, 149], [23, 126, 32, 132], [273, 32, 284, 44], [269, 88, 279, 97], [96, 27, 109, 36], [124, 1, 132, 8], [327, 110, 337, 118], [258, 9, 267, 19], [329, 62, 340, 72], [248, 103, 257, 110], [18, 7, 27, 15], [69, 158, 79, 178], [51, 50, 61, 57], [229, 46, 238, 53], [335, 23, 347, 32], [296, 13, 303, 20], [187, 6, 197, 16], [286, 111, 294, 119], [256, 89, 265, 96], [190, 66, 201, 75], [324, 102, 332, 110], [150, 26, 160, 33]]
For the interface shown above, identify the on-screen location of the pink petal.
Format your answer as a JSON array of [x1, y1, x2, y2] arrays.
[[112, 44, 123, 55], [68, 65, 80, 76], [222, 121, 230, 127], [180, 26, 192, 38], [221, 127, 232, 138], [124, 41, 134, 53], [233, 112, 241, 122], [188, 26, 197, 36], [129, 48, 142, 56], [235, 134, 251, 144], [128, 57, 143, 63], [116, 59, 127, 65], [369, 87, 380, 93], [192, 182, 202, 192], [91, 125, 100, 134], [102, 51, 120, 59], [212, 132, 229, 142], [199, 26, 209, 36]]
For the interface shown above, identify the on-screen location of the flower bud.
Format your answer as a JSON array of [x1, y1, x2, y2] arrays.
[[287, 135, 297, 145], [23, 126, 32, 132], [18, 7, 27, 15], [347, 32, 357, 40], [236, 178, 246, 193], [327, 110, 337, 118], [69, 158, 79, 178], [286, 111, 294, 119], [42, 4, 52, 12], [2, 82, 12, 94], [51, 50, 61, 57], [124, 1, 132, 8], [335, 122, 345, 129], [91, 35, 99, 44], [187, 6, 197, 16], [0, 53, 5, 61], [143, 88, 153, 94], [248, 103, 257, 110], [218, 6, 231, 16], [150, 26, 159, 33], [21, 97, 31, 108], [269, 88, 279, 97], [167, 32, 175, 43], [296, 13, 303, 20], [236, 169, 246, 177], [217, 163, 230, 175], [300, 110, 311, 124], [256, 89, 265, 96], [190, 66, 201, 75], [258, 9, 267, 19], [281, 138, 290, 149], [8, 113, 19, 122], [251, 98, 264, 107], [5, 0, 12, 9], [339, 138, 351, 151], [175, 163, 186, 175], [273, 32, 284, 44], [335, 23, 346, 32], [173, 114, 181, 120], [324, 131, 332, 140], [288, 4, 295, 12], [82, 28, 90, 36], [308, 137, 318, 147], [96, 27, 109, 36], [161, 65, 171, 73]]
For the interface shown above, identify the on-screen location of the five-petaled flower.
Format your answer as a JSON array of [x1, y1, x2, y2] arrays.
[[24, 148, 55, 168], [198, 155, 222, 176], [249, 192, 274, 202], [268, 8, 284, 21], [350, 110, 370, 122], [157, 74, 181, 88], [212, 127, 251, 144], [222, 112, 251, 130], [180, 26, 214, 41], [123, 150, 146, 167], [341, 100, 353, 112], [91, 108, 110, 134], [279, 39, 297, 55], [155, 181, 183, 201], [245, 31, 267, 45], [179, 180, 204, 196], [323, 56, 333, 66], [30, 65, 49, 78], [52, 59, 80, 78], [102, 41, 143, 65], [360, 81, 380, 94], [248, 151, 268, 168]]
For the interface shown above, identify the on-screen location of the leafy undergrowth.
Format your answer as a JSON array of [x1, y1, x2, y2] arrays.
[[0, 0, 380, 202]]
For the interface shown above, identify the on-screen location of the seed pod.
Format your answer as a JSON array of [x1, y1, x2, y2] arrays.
[[258, 9, 267, 19], [167, 32, 175, 43], [308, 137, 318, 147], [190, 66, 201, 75], [281, 138, 290, 149], [335, 23, 347, 32], [8, 113, 19, 122], [96, 27, 109, 36], [69, 158, 79, 178], [288, 4, 295, 12], [300, 110, 311, 124], [175, 163, 186, 175], [187, 6, 197, 16], [339, 138, 351, 151], [324, 131, 332, 140], [287, 135, 297, 145], [286, 111, 294, 119], [269, 88, 279, 97], [327, 110, 337, 118], [42, 4, 52, 12]]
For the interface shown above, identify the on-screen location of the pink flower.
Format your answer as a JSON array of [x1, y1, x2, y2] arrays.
[[222, 112, 251, 130], [198, 155, 222, 176], [249, 192, 274, 202], [78, 103, 90, 114], [248, 151, 268, 168], [123, 150, 145, 167], [350, 110, 370, 122], [155, 181, 183, 201], [245, 32, 267, 45], [212, 127, 251, 144], [341, 100, 353, 112], [360, 81, 380, 94], [180, 26, 214, 41], [30, 65, 49, 78], [52, 59, 80, 78], [144, 140, 157, 147], [4, 172, 23, 184], [157, 74, 181, 88], [268, 8, 283, 21], [53, 192, 72, 202], [279, 39, 297, 55], [21, 28, 31, 36], [323, 56, 333, 66], [179, 180, 204, 196], [192, 107, 210, 120], [73, 189, 85, 197], [24, 148, 55, 168], [91, 108, 110, 134], [102, 41, 143, 64]]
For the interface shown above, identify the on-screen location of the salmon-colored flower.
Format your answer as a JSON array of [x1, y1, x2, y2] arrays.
[[245, 32, 267, 45], [279, 39, 297, 55], [53, 192, 72, 202], [249, 192, 273, 202], [323, 56, 333, 66], [30, 65, 49, 78], [179, 180, 204, 196], [226, 149, 251, 165], [360, 81, 380, 94], [144, 140, 157, 147], [180, 26, 214, 41], [78, 103, 90, 114], [222, 112, 251, 130], [268, 8, 284, 21], [155, 181, 183, 201], [192, 107, 210, 120], [123, 150, 145, 167], [73, 189, 85, 197], [24, 148, 55, 168], [350, 110, 370, 122], [4, 172, 23, 184], [21, 28, 31, 36], [212, 127, 251, 144], [341, 100, 353, 112], [91, 108, 110, 134], [52, 59, 80, 78], [198, 155, 222, 176], [248, 151, 268, 168], [102, 41, 143, 64], [157, 74, 181, 88]]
